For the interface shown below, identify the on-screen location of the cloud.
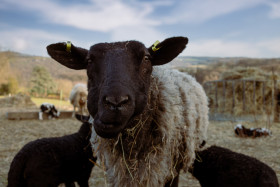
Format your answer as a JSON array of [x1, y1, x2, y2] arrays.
[[182, 38, 280, 58], [1, 0, 279, 58], [1, 0, 276, 36], [1, 0, 163, 32], [1, 29, 279, 58], [268, 1, 280, 18], [163, 0, 269, 24], [257, 38, 280, 55], [0, 0, 168, 50], [111, 26, 167, 46], [47, 1, 160, 32], [0, 29, 67, 56], [1, 0, 277, 29]]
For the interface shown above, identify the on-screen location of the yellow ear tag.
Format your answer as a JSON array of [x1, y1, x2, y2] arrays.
[[66, 41, 71, 53], [152, 40, 161, 52]]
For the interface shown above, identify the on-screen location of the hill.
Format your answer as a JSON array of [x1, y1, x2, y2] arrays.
[[1, 50, 280, 98], [176, 57, 280, 83], [0, 51, 87, 97], [0, 51, 87, 85], [169, 56, 246, 68]]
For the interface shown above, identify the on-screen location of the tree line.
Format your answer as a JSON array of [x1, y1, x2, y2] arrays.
[[0, 66, 57, 97]]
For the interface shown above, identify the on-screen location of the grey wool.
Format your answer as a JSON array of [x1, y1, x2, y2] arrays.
[[90, 66, 209, 187]]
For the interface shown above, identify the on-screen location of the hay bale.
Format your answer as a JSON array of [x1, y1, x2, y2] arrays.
[[206, 67, 280, 116], [220, 67, 274, 81], [0, 93, 36, 108]]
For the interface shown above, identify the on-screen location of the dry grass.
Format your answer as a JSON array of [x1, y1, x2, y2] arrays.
[[31, 97, 72, 111], [0, 106, 279, 186]]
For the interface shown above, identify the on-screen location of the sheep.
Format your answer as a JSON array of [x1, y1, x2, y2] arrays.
[[234, 124, 272, 138], [39, 103, 60, 120], [190, 145, 279, 187], [69, 83, 88, 117], [47, 36, 209, 187], [7, 122, 96, 187]]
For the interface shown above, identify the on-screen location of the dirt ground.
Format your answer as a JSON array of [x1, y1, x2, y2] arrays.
[[0, 106, 279, 186]]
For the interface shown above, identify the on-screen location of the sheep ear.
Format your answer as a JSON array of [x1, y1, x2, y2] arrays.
[[148, 37, 188, 66], [47, 42, 88, 70]]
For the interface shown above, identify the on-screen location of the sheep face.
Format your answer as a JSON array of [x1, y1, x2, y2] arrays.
[[79, 92, 87, 106], [86, 42, 153, 138], [47, 37, 188, 138]]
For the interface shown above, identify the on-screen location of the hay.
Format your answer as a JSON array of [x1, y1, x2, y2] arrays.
[[206, 67, 280, 116], [91, 77, 160, 186], [0, 93, 36, 108], [220, 67, 274, 81], [1, 105, 279, 186]]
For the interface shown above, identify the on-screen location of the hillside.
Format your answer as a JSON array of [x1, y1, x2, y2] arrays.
[[169, 56, 246, 68], [0, 51, 87, 85], [0, 51, 87, 97], [1, 51, 222, 88], [177, 57, 280, 84], [1, 50, 280, 98]]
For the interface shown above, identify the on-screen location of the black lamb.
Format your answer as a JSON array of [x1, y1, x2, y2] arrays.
[[190, 145, 279, 187], [7, 122, 96, 187]]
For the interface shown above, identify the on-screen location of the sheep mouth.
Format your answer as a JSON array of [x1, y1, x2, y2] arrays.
[[93, 118, 125, 139]]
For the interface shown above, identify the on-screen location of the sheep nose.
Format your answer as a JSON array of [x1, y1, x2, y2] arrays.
[[104, 95, 129, 109]]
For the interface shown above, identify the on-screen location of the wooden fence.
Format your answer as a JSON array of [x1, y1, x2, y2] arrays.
[[203, 79, 280, 122]]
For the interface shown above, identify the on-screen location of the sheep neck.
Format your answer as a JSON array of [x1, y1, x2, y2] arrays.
[[93, 75, 173, 185], [107, 75, 160, 158], [117, 76, 159, 150]]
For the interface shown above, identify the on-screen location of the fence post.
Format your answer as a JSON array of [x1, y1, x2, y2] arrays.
[[253, 80, 256, 106], [274, 80, 279, 122], [262, 81, 266, 111], [243, 80, 246, 111], [232, 81, 235, 113], [223, 80, 226, 112], [215, 81, 218, 112]]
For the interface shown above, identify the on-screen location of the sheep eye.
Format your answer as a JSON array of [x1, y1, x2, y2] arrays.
[[142, 68, 147, 74], [144, 56, 150, 61]]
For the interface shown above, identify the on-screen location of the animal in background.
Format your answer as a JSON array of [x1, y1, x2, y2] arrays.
[[39, 103, 60, 120], [69, 83, 88, 117], [234, 124, 271, 138]]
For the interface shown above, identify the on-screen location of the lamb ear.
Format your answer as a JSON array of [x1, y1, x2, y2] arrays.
[[47, 42, 88, 70], [148, 37, 188, 66]]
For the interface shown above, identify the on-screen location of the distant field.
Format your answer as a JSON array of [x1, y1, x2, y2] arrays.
[[31, 97, 72, 110], [1, 105, 279, 186], [0, 95, 72, 110]]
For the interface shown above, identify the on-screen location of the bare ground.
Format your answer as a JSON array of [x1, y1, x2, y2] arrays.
[[0, 106, 279, 186]]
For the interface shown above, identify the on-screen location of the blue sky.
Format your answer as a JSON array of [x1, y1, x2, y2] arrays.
[[0, 0, 280, 58]]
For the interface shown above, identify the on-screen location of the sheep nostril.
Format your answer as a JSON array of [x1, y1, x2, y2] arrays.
[[104, 95, 129, 107], [119, 96, 129, 105]]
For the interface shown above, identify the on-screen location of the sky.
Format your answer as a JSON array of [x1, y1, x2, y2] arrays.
[[0, 0, 280, 58]]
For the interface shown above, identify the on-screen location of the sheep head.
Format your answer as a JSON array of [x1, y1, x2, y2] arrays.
[[47, 37, 188, 138], [79, 92, 87, 106]]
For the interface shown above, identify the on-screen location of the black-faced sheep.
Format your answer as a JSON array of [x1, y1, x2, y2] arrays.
[[47, 37, 209, 187], [190, 145, 279, 187], [234, 124, 272, 138], [69, 83, 88, 117], [7, 122, 96, 187], [39, 103, 60, 120]]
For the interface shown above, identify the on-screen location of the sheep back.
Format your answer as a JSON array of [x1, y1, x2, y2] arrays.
[[90, 66, 209, 187], [192, 146, 279, 187], [8, 123, 94, 187]]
